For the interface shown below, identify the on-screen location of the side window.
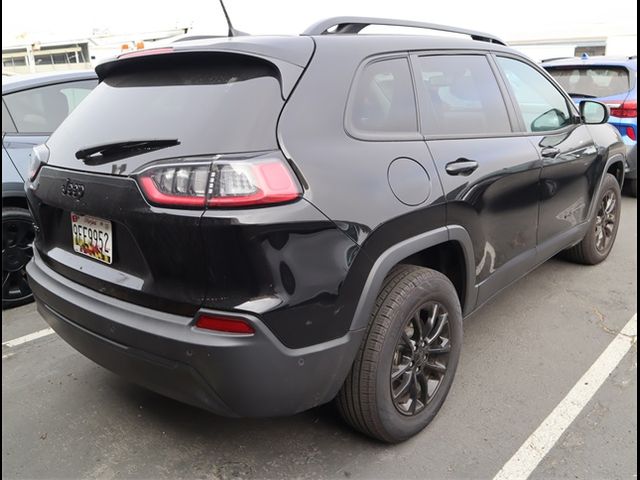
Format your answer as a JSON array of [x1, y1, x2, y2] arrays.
[[3, 79, 97, 134], [497, 57, 572, 133], [2, 100, 17, 133], [416, 55, 511, 136], [349, 57, 418, 135]]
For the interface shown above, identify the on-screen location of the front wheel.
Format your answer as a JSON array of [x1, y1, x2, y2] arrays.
[[2, 207, 35, 309], [337, 265, 462, 443], [565, 173, 621, 265]]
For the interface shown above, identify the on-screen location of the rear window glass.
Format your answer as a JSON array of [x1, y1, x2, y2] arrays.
[[3, 79, 96, 133], [56, 53, 284, 154], [546, 67, 631, 98], [349, 57, 418, 135], [416, 55, 512, 136]]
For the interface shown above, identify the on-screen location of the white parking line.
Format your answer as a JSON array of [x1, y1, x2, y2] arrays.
[[493, 313, 637, 480], [2, 328, 55, 349]]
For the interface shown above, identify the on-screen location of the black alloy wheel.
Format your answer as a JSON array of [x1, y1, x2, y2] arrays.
[[594, 190, 618, 254], [391, 301, 451, 416], [2, 208, 35, 309], [564, 173, 621, 266], [337, 265, 462, 443]]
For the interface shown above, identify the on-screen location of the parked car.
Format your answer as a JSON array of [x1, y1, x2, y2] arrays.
[[25, 18, 626, 443], [2, 70, 97, 308], [543, 55, 637, 196]]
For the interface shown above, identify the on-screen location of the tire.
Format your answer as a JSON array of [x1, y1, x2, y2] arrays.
[[624, 178, 637, 198], [2, 207, 36, 309], [337, 265, 463, 443], [565, 173, 621, 265]]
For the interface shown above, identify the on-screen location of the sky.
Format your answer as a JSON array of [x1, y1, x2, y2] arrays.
[[2, 0, 637, 46]]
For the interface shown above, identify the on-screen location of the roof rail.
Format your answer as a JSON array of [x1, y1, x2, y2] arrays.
[[541, 57, 575, 63], [302, 16, 507, 46]]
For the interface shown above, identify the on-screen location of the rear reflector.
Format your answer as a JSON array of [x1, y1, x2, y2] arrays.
[[627, 126, 637, 141], [195, 315, 255, 334]]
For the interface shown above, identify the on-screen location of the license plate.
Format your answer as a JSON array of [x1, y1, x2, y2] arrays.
[[71, 213, 113, 264]]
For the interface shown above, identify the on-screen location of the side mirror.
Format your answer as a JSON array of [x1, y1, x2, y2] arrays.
[[580, 100, 610, 125]]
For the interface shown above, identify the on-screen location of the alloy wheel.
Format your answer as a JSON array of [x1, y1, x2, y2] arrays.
[[391, 301, 451, 416], [2, 217, 35, 304]]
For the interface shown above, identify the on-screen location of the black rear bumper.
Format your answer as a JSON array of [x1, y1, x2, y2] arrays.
[[27, 252, 364, 417]]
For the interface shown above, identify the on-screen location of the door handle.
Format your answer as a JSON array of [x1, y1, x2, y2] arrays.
[[445, 158, 479, 176], [541, 147, 560, 158]]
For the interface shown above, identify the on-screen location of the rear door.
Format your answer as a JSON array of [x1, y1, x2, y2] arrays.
[[412, 52, 542, 305], [495, 55, 601, 256]]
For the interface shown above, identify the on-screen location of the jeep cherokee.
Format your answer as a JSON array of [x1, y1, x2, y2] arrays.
[[25, 17, 626, 443]]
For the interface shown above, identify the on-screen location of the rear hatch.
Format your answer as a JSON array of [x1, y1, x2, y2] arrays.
[[28, 44, 312, 315]]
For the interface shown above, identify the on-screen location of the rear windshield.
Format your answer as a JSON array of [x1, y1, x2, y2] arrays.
[[546, 66, 631, 98], [57, 53, 284, 154]]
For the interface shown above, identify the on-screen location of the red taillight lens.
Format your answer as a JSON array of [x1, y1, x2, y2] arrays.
[[137, 157, 301, 209], [608, 100, 637, 118], [138, 163, 210, 207], [195, 314, 255, 334], [627, 126, 637, 141]]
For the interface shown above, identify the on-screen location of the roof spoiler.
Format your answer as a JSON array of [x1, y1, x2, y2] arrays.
[[302, 16, 507, 46]]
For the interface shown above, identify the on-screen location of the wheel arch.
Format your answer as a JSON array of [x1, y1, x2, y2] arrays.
[[2, 186, 29, 211], [588, 153, 625, 221], [349, 226, 477, 332], [606, 157, 625, 188]]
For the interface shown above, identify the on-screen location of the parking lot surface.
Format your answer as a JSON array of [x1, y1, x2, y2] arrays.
[[2, 198, 637, 480]]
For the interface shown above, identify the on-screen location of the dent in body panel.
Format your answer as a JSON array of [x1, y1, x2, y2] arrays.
[[199, 199, 364, 349]]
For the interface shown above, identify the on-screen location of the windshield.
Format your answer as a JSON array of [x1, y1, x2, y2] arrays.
[[546, 66, 631, 98]]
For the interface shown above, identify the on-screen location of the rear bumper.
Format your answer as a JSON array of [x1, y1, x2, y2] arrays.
[[27, 251, 364, 417]]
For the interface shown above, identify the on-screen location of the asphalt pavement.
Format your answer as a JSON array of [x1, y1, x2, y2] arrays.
[[2, 197, 637, 480]]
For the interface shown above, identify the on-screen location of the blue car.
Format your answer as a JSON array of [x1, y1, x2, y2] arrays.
[[543, 55, 637, 197], [2, 70, 97, 308]]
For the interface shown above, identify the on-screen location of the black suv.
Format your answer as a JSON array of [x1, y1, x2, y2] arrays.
[[26, 18, 626, 443]]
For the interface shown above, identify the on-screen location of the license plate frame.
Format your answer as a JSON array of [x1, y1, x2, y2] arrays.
[[71, 212, 113, 265]]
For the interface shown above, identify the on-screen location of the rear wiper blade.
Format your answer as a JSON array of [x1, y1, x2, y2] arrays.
[[76, 139, 180, 165], [566, 93, 597, 99]]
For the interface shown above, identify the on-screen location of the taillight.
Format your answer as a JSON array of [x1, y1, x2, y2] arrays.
[[138, 163, 210, 207], [29, 143, 50, 181], [136, 157, 301, 208], [627, 126, 637, 141], [195, 314, 255, 334], [608, 100, 637, 118]]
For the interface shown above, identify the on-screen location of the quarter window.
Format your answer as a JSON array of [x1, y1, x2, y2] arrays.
[[3, 79, 97, 134], [416, 55, 511, 136], [497, 57, 572, 133], [349, 57, 418, 135]]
